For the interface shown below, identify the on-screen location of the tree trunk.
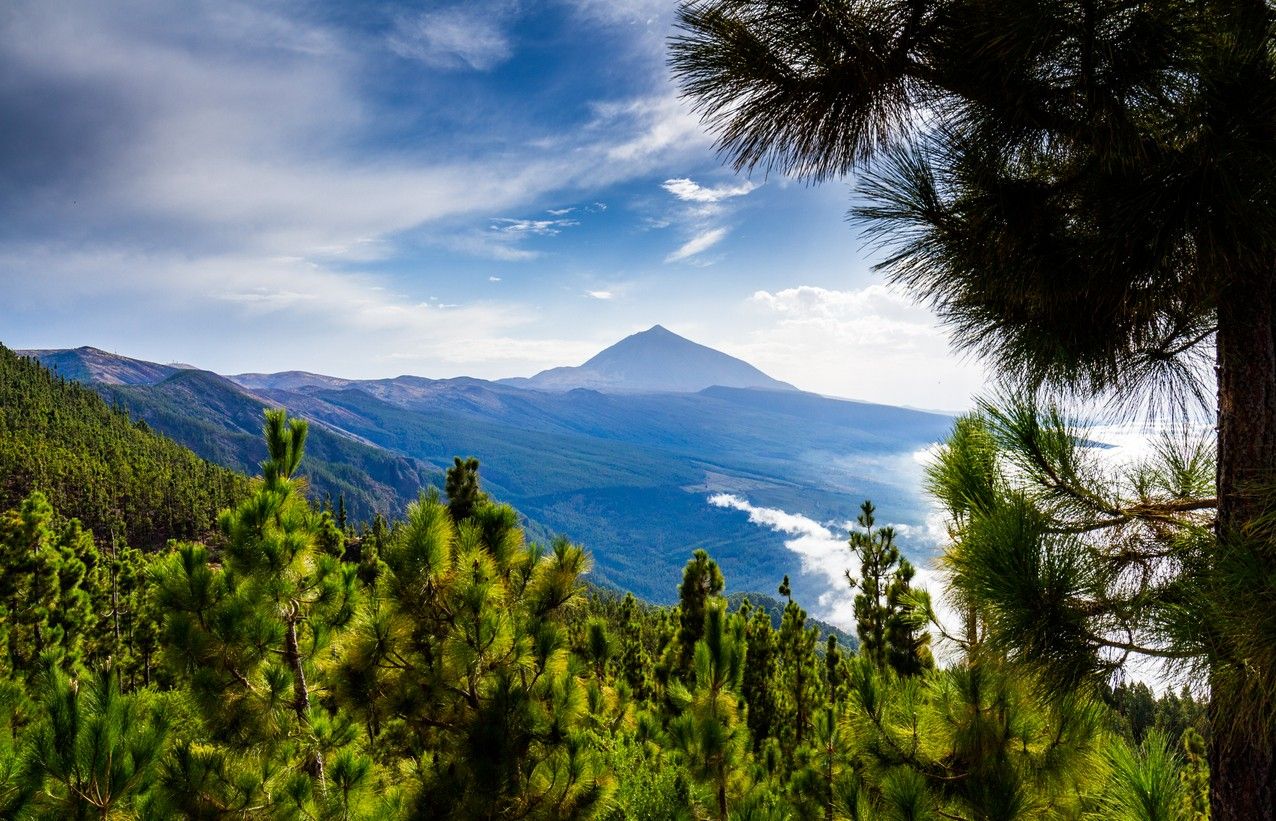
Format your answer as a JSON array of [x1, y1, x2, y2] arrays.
[[716, 765, 728, 821], [283, 610, 326, 792], [1211, 279, 1276, 821]]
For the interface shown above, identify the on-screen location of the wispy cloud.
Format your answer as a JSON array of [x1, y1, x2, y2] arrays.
[[662, 177, 758, 203], [591, 96, 708, 164], [666, 226, 728, 262], [658, 175, 757, 263], [586, 290, 614, 300], [490, 217, 579, 235], [489, 276, 502, 282], [387, 6, 512, 71]]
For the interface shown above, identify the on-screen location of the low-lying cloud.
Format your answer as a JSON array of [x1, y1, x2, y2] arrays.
[[707, 493, 956, 641]]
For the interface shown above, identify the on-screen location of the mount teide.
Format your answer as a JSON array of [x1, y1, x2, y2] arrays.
[[499, 325, 796, 393]]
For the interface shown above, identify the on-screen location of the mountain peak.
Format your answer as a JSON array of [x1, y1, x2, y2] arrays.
[[504, 325, 796, 394]]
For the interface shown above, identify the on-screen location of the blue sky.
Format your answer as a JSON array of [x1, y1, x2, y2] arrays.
[[0, 0, 986, 409]]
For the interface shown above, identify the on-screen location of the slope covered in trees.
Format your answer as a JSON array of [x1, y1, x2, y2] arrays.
[[0, 414, 1210, 819], [89, 366, 436, 522], [0, 344, 248, 549]]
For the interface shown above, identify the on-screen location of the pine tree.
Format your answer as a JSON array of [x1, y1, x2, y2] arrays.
[[1181, 728, 1211, 821], [671, 1, 1276, 811], [786, 704, 853, 821], [675, 549, 724, 675], [444, 456, 487, 523], [0, 493, 100, 683], [883, 557, 933, 678], [847, 501, 931, 677], [740, 601, 778, 750], [331, 490, 611, 818], [21, 663, 169, 818], [666, 601, 748, 821], [842, 651, 1104, 819], [154, 409, 359, 808], [773, 578, 821, 755], [846, 502, 894, 669], [617, 593, 654, 700]]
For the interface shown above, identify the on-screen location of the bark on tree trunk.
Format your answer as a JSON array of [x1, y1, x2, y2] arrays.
[[1211, 280, 1276, 821], [283, 609, 326, 792]]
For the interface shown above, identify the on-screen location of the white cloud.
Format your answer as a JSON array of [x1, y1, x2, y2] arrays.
[[547, 207, 575, 216], [656, 175, 756, 264], [568, 0, 673, 27], [0, 3, 715, 265], [387, 7, 512, 71], [734, 284, 988, 409], [666, 226, 728, 262], [707, 493, 958, 643], [490, 217, 579, 235], [586, 290, 614, 300], [591, 96, 708, 164], [662, 177, 758, 203], [0, 242, 612, 381], [489, 276, 502, 282], [708, 493, 852, 611]]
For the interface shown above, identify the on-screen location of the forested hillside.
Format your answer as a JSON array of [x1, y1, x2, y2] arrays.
[[0, 414, 1207, 818], [0, 344, 247, 548], [94, 368, 437, 522]]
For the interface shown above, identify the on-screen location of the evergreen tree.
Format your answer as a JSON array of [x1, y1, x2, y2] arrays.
[[20, 663, 169, 819], [154, 409, 359, 809], [617, 593, 654, 700], [740, 601, 778, 750], [0, 345, 248, 550], [842, 651, 1104, 819], [773, 577, 821, 755], [675, 549, 724, 675], [666, 601, 748, 821], [444, 456, 487, 523], [0, 493, 100, 683], [671, 1, 1276, 812], [846, 502, 931, 677], [786, 705, 853, 821], [883, 557, 933, 678], [331, 490, 611, 818], [1181, 729, 1211, 821], [846, 503, 894, 669], [1096, 731, 1188, 821]]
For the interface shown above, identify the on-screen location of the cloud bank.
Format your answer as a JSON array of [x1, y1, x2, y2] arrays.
[[707, 493, 956, 642]]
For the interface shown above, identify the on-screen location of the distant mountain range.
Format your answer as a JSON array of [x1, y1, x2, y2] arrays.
[[18, 326, 953, 609]]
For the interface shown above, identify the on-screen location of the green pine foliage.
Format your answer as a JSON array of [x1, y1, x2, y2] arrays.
[[0, 401, 1215, 818], [670, 0, 1276, 813], [846, 502, 933, 677], [0, 344, 248, 549]]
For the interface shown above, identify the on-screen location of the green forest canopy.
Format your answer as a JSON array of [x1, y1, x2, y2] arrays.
[[0, 406, 1209, 819]]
